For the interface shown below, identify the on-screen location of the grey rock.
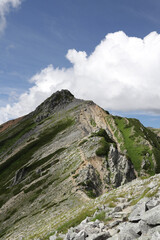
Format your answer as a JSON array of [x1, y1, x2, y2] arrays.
[[151, 231, 160, 240], [69, 232, 77, 239], [138, 220, 151, 234], [138, 237, 150, 240], [141, 158, 150, 170], [64, 233, 71, 240], [84, 225, 100, 235], [107, 145, 136, 187], [148, 181, 157, 189], [146, 225, 160, 236], [49, 234, 57, 240], [112, 206, 122, 213], [146, 198, 160, 210], [111, 212, 127, 219], [141, 204, 160, 225], [107, 232, 138, 240], [128, 198, 148, 222], [99, 222, 105, 230], [75, 230, 88, 240], [108, 228, 118, 237], [109, 220, 122, 228], [81, 217, 90, 224], [87, 221, 100, 228], [76, 164, 103, 197], [117, 222, 141, 237], [87, 232, 111, 240]]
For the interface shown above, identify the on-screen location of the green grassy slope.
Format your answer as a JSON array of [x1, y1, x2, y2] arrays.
[[106, 115, 160, 175]]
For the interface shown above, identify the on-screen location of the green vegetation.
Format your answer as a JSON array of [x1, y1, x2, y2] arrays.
[[96, 137, 110, 157], [131, 187, 150, 205], [0, 118, 74, 207], [24, 178, 47, 193], [103, 193, 118, 208], [42, 231, 55, 240], [113, 117, 155, 174], [92, 211, 105, 221], [93, 128, 114, 143], [0, 227, 9, 239], [0, 117, 36, 155], [106, 114, 160, 174], [146, 187, 159, 197], [78, 139, 88, 146], [4, 208, 17, 221], [57, 208, 95, 234], [92, 211, 112, 223], [153, 148, 160, 173], [90, 118, 96, 127], [92, 128, 115, 158], [0, 118, 73, 182], [108, 202, 116, 208], [28, 148, 66, 172], [85, 189, 97, 198]]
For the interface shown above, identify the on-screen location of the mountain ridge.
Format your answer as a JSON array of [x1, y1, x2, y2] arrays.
[[0, 89, 160, 239]]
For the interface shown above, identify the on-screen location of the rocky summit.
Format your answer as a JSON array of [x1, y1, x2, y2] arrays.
[[0, 90, 160, 239]]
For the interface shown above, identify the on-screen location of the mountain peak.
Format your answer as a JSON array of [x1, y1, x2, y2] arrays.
[[38, 89, 74, 109], [34, 89, 75, 121], [50, 89, 74, 100]]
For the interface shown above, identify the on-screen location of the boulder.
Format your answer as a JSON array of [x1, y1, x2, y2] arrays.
[[112, 206, 122, 213], [87, 232, 111, 240], [75, 230, 88, 240], [141, 205, 160, 225], [146, 198, 160, 210], [138, 220, 151, 234], [128, 198, 148, 222]]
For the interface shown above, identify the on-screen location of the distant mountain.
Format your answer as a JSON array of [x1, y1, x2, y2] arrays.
[[0, 89, 160, 239]]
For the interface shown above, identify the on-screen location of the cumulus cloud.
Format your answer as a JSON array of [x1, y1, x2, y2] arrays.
[[1, 31, 160, 123], [0, 0, 22, 33]]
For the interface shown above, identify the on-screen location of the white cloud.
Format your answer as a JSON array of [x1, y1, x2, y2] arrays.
[[1, 31, 160, 123], [0, 0, 22, 33]]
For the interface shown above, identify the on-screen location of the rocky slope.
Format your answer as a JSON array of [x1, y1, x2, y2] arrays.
[[0, 89, 160, 239], [51, 173, 160, 240]]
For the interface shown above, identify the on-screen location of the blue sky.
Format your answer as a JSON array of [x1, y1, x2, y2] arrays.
[[1, 0, 160, 127]]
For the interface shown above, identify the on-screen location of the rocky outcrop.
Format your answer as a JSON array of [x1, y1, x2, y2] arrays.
[[107, 144, 136, 187], [76, 164, 103, 197], [108, 196, 160, 240], [52, 174, 160, 240], [50, 195, 160, 240]]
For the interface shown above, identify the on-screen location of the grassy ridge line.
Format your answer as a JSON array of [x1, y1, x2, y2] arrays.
[[0, 118, 74, 203]]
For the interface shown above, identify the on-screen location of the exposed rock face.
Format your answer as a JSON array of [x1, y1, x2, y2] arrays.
[[107, 145, 136, 187], [76, 164, 103, 197], [0, 89, 160, 239]]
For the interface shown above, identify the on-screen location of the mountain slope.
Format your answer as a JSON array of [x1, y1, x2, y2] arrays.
[[0, 89, 160, 239]]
